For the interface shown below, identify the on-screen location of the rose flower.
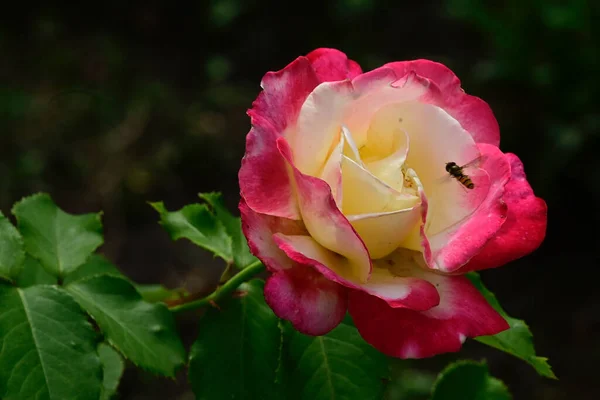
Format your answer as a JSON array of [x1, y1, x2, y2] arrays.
[[239, 49, 547, 358]]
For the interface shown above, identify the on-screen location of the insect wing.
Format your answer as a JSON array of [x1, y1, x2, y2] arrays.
[[460, 154, 488, 170]]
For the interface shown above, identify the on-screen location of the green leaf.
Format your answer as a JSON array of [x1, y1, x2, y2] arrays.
[[151, 201, 232, 262], [385, 360, 436, 400], [199, 192, 257, 269], [16, 255, 58, 287], [65, 275, 185, 377], [282, 315, 389, 400], [12, 193, 104, 278], [467, 272, 556, 379], [0, 211, 25, 282], [134, 283, 186, 303], [99, 342, 125, 400], [63, 254, 124, 285], [0, 284, 102, 400], [188, 279, 281, 399], [431, 360, 511, 400]]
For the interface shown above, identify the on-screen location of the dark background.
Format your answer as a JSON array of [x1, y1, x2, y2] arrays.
[[1, 1, 598, 399]]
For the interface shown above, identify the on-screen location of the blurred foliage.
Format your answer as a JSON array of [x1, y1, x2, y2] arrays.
[[0, 1, 597, 399], [445, 0, 600, 200]]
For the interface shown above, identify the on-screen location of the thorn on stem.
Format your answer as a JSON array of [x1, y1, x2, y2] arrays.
[[208, 300, 222, 310], [232, 290, 248, 298]]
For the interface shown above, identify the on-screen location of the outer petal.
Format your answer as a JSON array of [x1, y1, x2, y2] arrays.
[[240, 56, 321, 219], [306, 48, 362, 82], [273, 235, 440, 311], [349, 272, 509, 359], [455, 153, 548, 273], [239, 200, 307, 271], [264, 264, 348, 335], [277, 137, 372, 282], [421, 144, 510, 272], [383, 60, 500, 146]]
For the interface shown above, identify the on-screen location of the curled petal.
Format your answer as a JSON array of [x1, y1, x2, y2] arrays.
[[278, 137, 372, 282], [358, 267, 439, 311], [383, 60, 500, 146], [239, 200, 307, 271], [456, 153, 548, 273], [240, 56, 321, 219], [349, 270, 509, 359], [306, 48, 363, 82], [344, 68, 431, 147], [341, 156, 418, 215], [362, 127, 410, 191], [292, 80, 355, 177], [422, 144, 510, 272], [264, 265, 348, 336], [274, 235, 439, 310], [348, 207, 421, 260], [320, 132, 345, 207]]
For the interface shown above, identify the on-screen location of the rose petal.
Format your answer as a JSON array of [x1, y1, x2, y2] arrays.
[[456, 153, 547, 273], [383, 60, 500, 146], [240, 56, 321, 219], [320, 132, 345, 207], [347, 207, 421, 259], [363, 128, 410, 191], [306, 48, 363, 82], [273, 235, 439, 310], [341, 156, 418, 215], [349, 260, 509, 358], [292, 80, 355, 176], [264, 264, 348, 335], [384, 101, 482, 234], [422, 144, 510, 272], [239, 200, 307, 271], [277, 137, 372, 282], [344, 69, 431, 147], [399, 168, 429, 252]]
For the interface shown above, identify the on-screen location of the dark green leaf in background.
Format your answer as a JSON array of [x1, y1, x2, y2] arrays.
[[0, 211, 25, 282], [63, 254, 124, 285], [99, 342, 125, 400], [384, 360, 436, 400], [283, 315, 389, 400], [467, 272, 556, 379], [431, 360, 511, 400], [0, 284, 102, 400], [12, 193, 103, 278], [15, 255, 58, 287], [151, 201, 232, 263], [199, 192, 257, 269], [65, 275, 186, 377], [188, 279, 281, 400]]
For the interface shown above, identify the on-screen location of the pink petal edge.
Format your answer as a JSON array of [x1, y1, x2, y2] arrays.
[[306, 48, 363, 82], [422, 144, 511, 272], [456, 153, 548, 273], [348, 274, 509, 359], [264, 264, 348, 336], [277, 136, 373, 283], [384, 59, 500, 147], [239, 200, 307, 271], [273, 234, 440, 311]]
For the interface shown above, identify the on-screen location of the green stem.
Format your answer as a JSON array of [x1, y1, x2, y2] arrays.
[[168, 260, 264, 313]]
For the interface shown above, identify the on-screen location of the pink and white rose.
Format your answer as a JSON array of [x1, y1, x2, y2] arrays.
[[238, 48, 547, 358]]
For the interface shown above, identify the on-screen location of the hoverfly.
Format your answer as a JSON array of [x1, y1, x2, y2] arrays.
[[444, 155, 486, 190]]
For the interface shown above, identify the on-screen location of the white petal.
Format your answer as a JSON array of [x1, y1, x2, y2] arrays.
[[292, 80, 355, 177]]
